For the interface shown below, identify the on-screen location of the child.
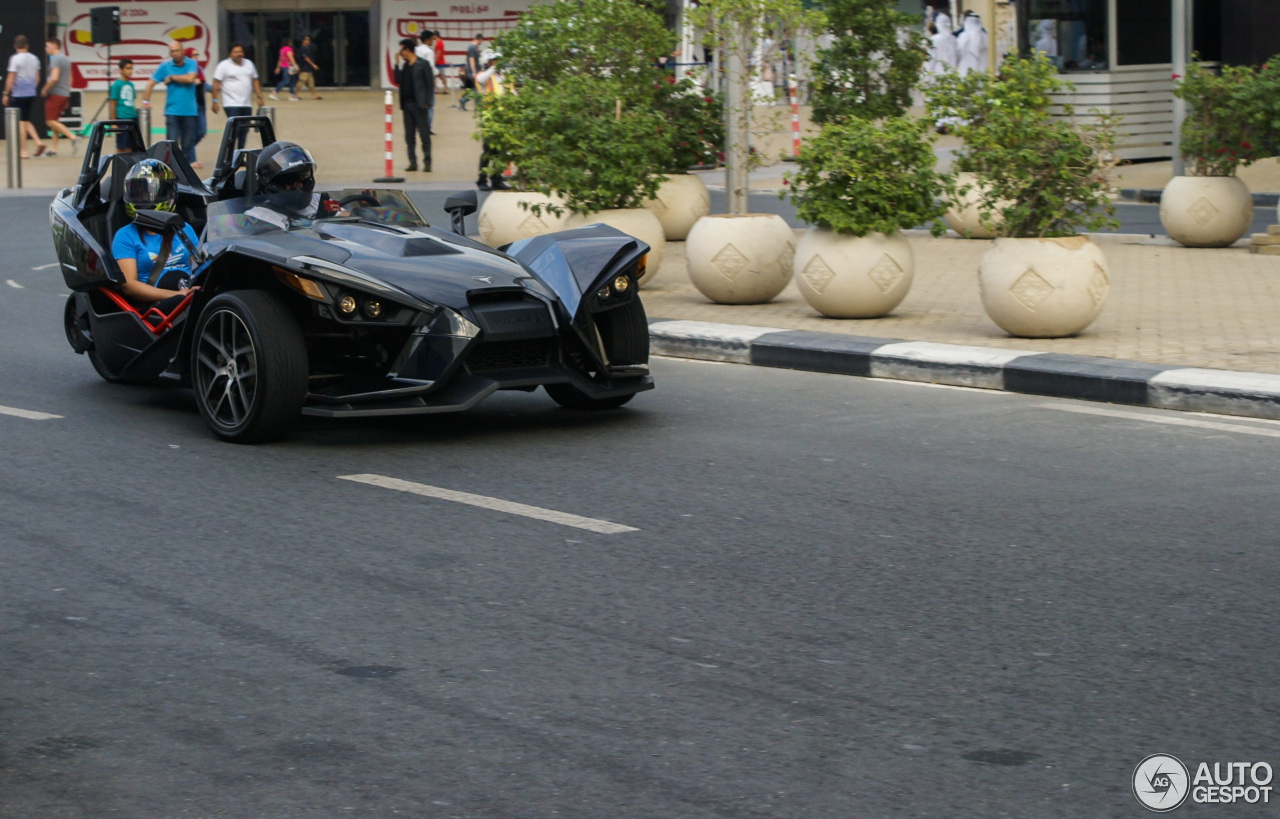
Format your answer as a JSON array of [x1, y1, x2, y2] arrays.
[[108, 58, 137, 153]]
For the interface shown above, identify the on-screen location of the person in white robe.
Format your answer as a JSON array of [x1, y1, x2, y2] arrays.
[[956, 12, 988, 75]]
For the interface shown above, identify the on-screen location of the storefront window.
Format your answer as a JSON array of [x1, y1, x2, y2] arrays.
[[1026, 0, 1108, 71]]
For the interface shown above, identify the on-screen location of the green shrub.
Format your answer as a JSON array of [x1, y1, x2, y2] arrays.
[[1174, 59, 1271, 177], [925, 54, 1118, 238], [783, 116, 949, 237], [652, 78, 724, 172], [479, 75, 673, 215]]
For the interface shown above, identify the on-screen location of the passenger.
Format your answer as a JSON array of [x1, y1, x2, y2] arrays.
[[111, 159, 201, 309]]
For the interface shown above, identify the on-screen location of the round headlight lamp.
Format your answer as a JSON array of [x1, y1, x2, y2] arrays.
[[363, 299, 383, 319], [337, 294, 358, 315], [613, 275, 629, 293], [596, 286, 611, 301]]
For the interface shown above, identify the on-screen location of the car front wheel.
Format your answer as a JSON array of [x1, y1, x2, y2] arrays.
[[191, 291, 307, 443]]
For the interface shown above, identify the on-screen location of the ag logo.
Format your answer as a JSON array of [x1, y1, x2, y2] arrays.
[[1134, 754, 1191, 812]]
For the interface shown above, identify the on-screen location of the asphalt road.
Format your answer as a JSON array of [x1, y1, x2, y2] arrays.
[[4, 194, 1280, 817]]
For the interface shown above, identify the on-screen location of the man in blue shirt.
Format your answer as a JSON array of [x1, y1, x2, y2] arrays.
[[111, 160, 201, 309], [141, 41, 201, 167]]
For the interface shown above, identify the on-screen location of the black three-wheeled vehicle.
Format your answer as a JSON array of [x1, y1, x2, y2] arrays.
[[52, 118, 653, 442]]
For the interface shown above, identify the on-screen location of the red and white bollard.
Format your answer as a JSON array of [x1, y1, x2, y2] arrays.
[[374, 89, 405, 183], [789, 75, 800, 159]]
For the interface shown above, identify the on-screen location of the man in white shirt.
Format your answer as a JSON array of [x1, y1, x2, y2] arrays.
[[210, 43, 264, 147], [2, 35, 46, 158]]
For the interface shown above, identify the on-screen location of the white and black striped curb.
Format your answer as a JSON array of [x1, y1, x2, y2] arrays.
[[648, 318, 1280, 421]]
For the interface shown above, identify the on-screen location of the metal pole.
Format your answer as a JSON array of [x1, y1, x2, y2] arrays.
[[258, 105, 276, 133], [6, 108, 21, 189], [1171, 0, 1190, 176], [137, 106, 152, 148]]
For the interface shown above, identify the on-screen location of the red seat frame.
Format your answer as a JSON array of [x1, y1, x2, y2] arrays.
[[99, 287, 195, 335]]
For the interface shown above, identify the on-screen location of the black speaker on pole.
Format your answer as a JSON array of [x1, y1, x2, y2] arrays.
[[90, 6, 121, 45]]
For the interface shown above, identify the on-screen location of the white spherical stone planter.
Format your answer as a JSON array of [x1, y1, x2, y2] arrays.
[[564, 208, 666, 285], [943, 173, 1009, 239], [477, 191, 571, 248], [685, 214, 795, 304], [978, 236, 1110, 338], [1160, 175, 1254, 248], [793, 228, 913, 318], [643, 174, 711, 241]]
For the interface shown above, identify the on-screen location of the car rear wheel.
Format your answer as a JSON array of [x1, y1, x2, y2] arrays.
[[192, 291, 307, 443], [546, 297, 649, 411]]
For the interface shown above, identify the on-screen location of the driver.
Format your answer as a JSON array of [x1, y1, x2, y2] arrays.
[[254, 141, 353, 219], [111, 159, 201, 309]]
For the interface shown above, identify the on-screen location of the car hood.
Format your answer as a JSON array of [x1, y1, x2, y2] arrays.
[[212, 222, 537, 309]]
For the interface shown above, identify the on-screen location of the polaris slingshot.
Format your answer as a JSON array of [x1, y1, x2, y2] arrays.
[[52, 118, 653, 442]]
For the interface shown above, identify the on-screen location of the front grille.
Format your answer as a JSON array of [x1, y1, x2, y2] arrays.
[[466, 338, 551, 373]]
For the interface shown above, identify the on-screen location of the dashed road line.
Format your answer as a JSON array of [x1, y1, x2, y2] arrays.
[[5, 279, 23, 289], [0, 404, 63, 421], [338, 473, 639, 534], [31, 262, 59, 271], [1039, 403, 1280, 439]]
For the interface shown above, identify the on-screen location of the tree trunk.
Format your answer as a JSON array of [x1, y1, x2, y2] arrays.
[[724, 21, 751, 215]]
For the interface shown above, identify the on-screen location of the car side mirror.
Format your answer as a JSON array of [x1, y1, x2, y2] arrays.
[[443, 190, 478, 236], [133, 209, 186, 232]]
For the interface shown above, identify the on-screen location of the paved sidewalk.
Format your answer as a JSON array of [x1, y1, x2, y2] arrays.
[[641, 231, 1280, 375]]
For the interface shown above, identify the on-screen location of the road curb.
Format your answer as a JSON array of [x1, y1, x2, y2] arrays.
[[649, 318, 1280, 421]]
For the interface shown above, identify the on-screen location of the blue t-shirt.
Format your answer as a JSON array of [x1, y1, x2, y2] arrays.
[[112, 223, 201, 288], [150, 59, 199, 117]]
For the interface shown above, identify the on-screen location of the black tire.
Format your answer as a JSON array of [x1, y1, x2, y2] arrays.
[[191, 291, 307, 443], [87, 350, 122, 383], [546, 297, 648, 411]]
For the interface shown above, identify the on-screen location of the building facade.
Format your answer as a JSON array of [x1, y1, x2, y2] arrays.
[[48, 0, 540, 90]]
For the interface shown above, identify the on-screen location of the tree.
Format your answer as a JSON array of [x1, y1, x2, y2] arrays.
[[687, 0, 823, 213], [809, 0, 927, 125]]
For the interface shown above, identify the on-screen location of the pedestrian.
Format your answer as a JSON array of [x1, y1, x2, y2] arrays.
[[211, 43, 264, 148], [459, 32, 483, 111], [270, 37, 300, 101], [956, 12, 987, 76], [393, 38, 432, 173], [473, 50, 508, 191], [924, 13, 958, 78], [40, 39, 78, 155], [2, 35, 46, 158], [297, 35, 322, 100], [415, 31, 439, 134], [432, 31, 448, 94], [185, 48, 210, 161], [140, 40, 202, 168], [108, 58, 137, 153]]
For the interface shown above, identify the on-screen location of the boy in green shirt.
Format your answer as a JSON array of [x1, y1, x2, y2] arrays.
[[108, 59, 136, 153]]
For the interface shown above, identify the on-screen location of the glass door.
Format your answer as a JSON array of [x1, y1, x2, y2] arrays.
[[228, 10, 369, 87]]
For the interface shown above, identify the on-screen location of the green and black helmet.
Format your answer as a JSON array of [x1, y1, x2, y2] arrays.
[[123, 159, 178, 219]]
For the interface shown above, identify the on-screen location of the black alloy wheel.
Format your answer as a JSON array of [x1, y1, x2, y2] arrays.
[[545, 297, 649, 411], [191, 291, 307, 443]]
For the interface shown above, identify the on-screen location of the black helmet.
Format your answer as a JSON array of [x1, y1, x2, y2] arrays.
[[123, 158, 178, 219], [256, 141, 317, 194]]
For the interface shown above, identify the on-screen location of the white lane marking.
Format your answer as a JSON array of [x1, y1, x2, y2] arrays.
[[1039, 403, 1280, 439], [5, 279, 23, 289], [338, 474, 639, 534], [0, 404, 63, 420], [31, 262, 59, 271]]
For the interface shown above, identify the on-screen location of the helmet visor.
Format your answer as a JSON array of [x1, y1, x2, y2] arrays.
[[124, 174, 177, 211], [260, 145, 315, 180]]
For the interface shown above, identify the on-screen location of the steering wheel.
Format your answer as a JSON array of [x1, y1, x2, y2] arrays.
[[337, 193, 380, 208]]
